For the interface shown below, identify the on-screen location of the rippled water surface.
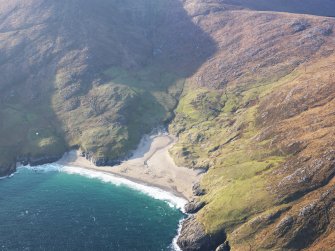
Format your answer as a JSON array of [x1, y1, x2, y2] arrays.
[[0, 166, 184, 251]]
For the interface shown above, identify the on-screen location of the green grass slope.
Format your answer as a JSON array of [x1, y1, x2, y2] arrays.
[[0, 0, 215, 170], [171, 5, 335, 250]]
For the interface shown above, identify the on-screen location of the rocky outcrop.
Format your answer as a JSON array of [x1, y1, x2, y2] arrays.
[[185, 200, 206, 214], [0, 154, 66, 178], [16, 154, 63, 167], [192, 183, 206, 196], [177, 216, 226, 251], [29, 155, 63, 166], [80, 151, 123, 166]]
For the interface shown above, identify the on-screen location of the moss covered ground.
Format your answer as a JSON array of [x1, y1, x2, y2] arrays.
[[170, 70, 302, 234]]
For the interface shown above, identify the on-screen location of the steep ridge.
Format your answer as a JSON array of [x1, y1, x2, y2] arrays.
[[172, 1, 335, 250]]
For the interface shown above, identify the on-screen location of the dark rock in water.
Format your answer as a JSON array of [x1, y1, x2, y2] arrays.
[[215, 241, 231, 251], [177, 216, 226, 251], [185, 200, 206, 214], [193, 183, 206, 196]]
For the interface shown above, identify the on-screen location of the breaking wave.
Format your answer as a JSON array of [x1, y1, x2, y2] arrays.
[[19, 164, 187, 212]]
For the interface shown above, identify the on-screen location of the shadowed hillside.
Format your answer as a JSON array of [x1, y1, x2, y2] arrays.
[[0, 0, 215, 174]]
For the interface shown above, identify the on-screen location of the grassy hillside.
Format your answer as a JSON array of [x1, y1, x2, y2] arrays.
[[0, 0, 215, 170], [171, 5, 335, 250]]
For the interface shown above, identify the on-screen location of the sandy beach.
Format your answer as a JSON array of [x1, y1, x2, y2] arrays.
[[57, 132, 201, 201]]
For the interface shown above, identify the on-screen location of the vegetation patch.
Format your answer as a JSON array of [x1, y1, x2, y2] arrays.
[[170, 73, 298, 233]]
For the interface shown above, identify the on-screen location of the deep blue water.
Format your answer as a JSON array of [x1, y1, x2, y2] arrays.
[[0, 166, 184, 251]]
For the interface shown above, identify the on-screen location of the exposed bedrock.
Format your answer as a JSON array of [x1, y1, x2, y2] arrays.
[[185, 200, 206, 214], [177, 216, 227, 251]]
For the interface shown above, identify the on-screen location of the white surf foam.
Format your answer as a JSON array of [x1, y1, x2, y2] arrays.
[[171, 218, 185, 251], [19, 164, 188, 212], [0, 173, 16, 180], [20, 163, 62, 173]]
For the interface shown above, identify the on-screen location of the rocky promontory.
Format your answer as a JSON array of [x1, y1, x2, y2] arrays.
[[177, 216, 228, 251]]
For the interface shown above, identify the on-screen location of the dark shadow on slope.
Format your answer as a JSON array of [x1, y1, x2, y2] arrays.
[[79, 0, 217, 83], [0, 0, 217, 168], [49, 0, 218, 163]]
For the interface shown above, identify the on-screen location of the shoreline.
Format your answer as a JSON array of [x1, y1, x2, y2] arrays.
[[10, 131, 196, 251], [57, 132, 201, 202]]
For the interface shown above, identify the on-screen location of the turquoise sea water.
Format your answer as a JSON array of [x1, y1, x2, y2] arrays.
[[0, 165, 185, 251]]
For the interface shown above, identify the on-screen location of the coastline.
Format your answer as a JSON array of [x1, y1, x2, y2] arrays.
[[57, 132, 201, 202], [11, 131, 200, 251]]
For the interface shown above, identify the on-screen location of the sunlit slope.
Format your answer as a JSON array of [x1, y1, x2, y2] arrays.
[[172, 6, 335, 250]]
